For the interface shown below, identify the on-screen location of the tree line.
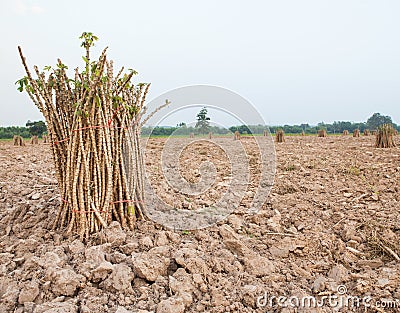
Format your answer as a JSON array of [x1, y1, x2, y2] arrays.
[[143, 113, 399, 136], [1, 113, 398, 138], [0, 121, 47, 139]]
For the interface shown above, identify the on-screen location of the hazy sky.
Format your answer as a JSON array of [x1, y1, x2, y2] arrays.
[[1, 0, 399, 126]]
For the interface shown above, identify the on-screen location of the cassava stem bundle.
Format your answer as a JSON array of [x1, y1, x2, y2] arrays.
[[17, 33, 152, 239], [275, 129, 285, 143], [317, 129, 327, 137], [375, 124, 396, 148]]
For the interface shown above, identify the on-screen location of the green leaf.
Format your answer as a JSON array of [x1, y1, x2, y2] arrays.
[[82, 56, 89, 63], [95, 96, 101, 107], [128, 68, 139, 75], [57, 63, 68, 70]]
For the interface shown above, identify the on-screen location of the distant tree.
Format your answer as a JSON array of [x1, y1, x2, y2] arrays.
[[195, 107, 210, 134], [26, 120, 47, 137], [366, 113, 393, 130]]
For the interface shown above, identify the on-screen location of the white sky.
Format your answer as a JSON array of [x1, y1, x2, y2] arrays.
[[0, 0, 399, 126]]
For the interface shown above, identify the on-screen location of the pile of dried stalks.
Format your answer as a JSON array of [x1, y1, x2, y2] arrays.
[[317, 129, 327, 137], [275, 129, 285, 143], [375, 124, 396, 148], [353, 129, 360, 137], [30, 136, 39, 144], [17, 33, 165, 239], [13, 135, 25, 146]]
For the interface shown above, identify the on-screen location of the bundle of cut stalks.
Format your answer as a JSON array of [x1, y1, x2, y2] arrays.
[[317, 129, 327, 137], [375, 124, 396, 148], [363, 129, 370, 136], [43, 134, 48, 143], [301, 131, 305, 136], [342, 130, 349, 136], [263, 130, 268, 137], [353, 129, 360, 137], [30, 136, 39, 144], [234, 131, 240, 140], [275, 129, 285, 143], [17, 33, 165, 239], [190, 133, 194, 139], [13, 135, 25, 146], [208, 132, 212, 139]]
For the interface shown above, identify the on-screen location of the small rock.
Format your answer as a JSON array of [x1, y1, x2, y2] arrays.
[[346, 240, 358, 248], [377, 278, 390, 287], [266, 210, 282, 232], [33, 300, 78, 313], [179, 291, 193, 307], [211, 291, 228, 306], [31, 193, 41, 200], [357, 258, 383, 269], [85, 244, 109, 268], [269, 245, 290, 258], [149, 246, 171, 258], [174, 248, 208, 274], [156, 296, 185, 313], [192, 273, 204, 285], [169, 268, 195, 294], [105, 221, 126, 246], [228, 215, 244, 229], [18, 280, 39, 304], [40, 252, 62, 268], [115, 306, 133, 313], [244, 256, 275, 277], [155, 232, 169, 246], [223, 240, 251, 256], [23, 302, 35, 313], [139, 236, 153, 249], [110, 252, 127, 264], [91, 261, 113, 283], [312, 276, 327, 293], [68, 239, 85, 254], [100, 263, 133, 293], [219, 225, 240, 240], [120, 242, 139, 255], [328, 264, 348, 283], [13, 257, 25, 266], [132, 251, 170, 282], [51, 268, 83, 296]]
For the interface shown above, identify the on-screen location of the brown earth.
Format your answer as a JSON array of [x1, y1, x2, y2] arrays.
[[0, 135, 399, 313]]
